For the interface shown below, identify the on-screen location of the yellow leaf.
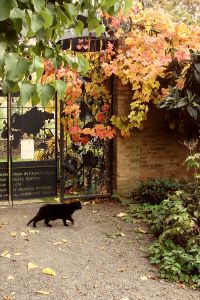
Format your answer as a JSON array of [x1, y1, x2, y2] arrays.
[[141, 276, 148, 281], [10, 232, 17, 237], [20, 232, 27, 236], [7, 275, 14, 280], [138, 227, 148, 234], [61, 239, 68, 243], [53, 241, 62, 245], [14, 253, 21, 256], [1, 251, 11, 258], [42, 268, 56, 276], [35, 290, 50, 295], [28, 229, 39, 234], [53, 239, 68, 245], [27, 262, 39, 269], [117, 212, 127, 218]]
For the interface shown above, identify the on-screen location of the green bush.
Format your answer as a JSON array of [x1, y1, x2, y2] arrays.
[[133, 178, 181, 204], [127, 190, 200, 287]]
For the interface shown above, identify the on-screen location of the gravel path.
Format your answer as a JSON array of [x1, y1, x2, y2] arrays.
[[0, 200, 199, 300]]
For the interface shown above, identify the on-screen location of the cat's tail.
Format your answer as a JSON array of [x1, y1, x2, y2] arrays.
[[27, 218, 34, 226]]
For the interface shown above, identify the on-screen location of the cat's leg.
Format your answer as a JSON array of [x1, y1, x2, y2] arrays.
[[33, 220, 37, 227], [63, 219, 69, 226], [67, 216, 74, 224], [44, 219, 52, 227]]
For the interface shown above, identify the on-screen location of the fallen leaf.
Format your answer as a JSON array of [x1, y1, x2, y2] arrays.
[[20, 232, 27, 236], [3, 292, 15, 300], [10, 232, 17, 237], [35, 290, 50, 295], [14, 253, 21, 256], [106, 232, 125, 239], [7, 275, 14, 280], [1, 251, 11, 258], [62, 275, 67, 279], [117, 212, 127, 218], [53, 239, 68, 245], [42, 268, 56, 276], [117, 268, 125, 272], [138, 227, 148, 234], [53, 241, 62, 245], [28, 229, 39, 234], [141, 276, 148, 281], [82, 201, 90, 206], [27, 262, 39, 269], [61, 239, 68, 243], [0, 221, 8, 227]]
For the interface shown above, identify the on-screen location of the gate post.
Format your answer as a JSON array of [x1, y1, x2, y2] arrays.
[[112, 77, 141, 196]]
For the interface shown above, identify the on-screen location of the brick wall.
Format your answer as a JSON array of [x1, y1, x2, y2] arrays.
[[112, 78, 190, 195]]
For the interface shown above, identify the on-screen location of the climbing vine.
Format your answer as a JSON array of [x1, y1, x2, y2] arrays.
[[39, 1, 200, 140], [101, 4, 200, 136]]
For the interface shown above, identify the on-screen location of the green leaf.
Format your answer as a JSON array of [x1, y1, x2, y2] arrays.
[[123, 0, 133, 15], [4, 52, 19, 79], [195, 63, 200, 73], [0, 0, 17, 21], [64, 3, 78, 17], [29, 56, 44, 81], [31, 13, 44, 33], [22, 11, 32, 37], [74, 20, 84, 36], [10, 7, 25, 19], [40, 7, 53, 29], [77, 56, 90, 74], [51, 80, 66, 100], [31, 91, 40, 106], [19, 82, 36, 106], [32, 0, 45, 13], [88, 17, 99, 32], [95, 24, 105, 37], [2, 81, 19, 94], [194, 69, 200, 83], [44, 48, 54, 58], [65, 55, 78, 70], [5, 53, 30, 82], [174, 98, 188, 108], [37, 83, 55, 106], [0, 42, 6, 68], [187, 105, 198, 120]]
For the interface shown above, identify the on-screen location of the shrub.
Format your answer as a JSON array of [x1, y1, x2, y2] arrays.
[[133, 178, 181, 204], [127, 190, 200, 287]]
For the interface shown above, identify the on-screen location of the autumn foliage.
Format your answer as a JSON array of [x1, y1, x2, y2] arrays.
[[42, 1, 200, 140], [101, 3, 200, 136]]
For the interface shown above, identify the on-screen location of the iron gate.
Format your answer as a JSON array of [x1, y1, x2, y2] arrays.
[[0, 91, 57, 204], [59, 89, 112, 201]]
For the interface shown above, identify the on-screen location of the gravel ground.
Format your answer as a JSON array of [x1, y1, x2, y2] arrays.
[[0, 200, 199, 300]]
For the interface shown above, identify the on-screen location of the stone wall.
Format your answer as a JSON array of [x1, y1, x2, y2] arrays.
[[112, 77, 190, 195]]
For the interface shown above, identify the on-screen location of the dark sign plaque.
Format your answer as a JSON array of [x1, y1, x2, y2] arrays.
[[0, 162, 9, 200], [0, 160, 57, 201], [12, 160, 57, 200]]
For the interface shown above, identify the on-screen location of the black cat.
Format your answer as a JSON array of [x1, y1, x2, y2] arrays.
[[27, 201, 82, 227]]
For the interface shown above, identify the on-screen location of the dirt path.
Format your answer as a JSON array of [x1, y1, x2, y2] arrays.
[[0, 200, 199, 300]]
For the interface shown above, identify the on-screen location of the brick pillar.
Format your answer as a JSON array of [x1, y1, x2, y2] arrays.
[[112, 78, 190, 196], [112, 78, 141, 195]]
